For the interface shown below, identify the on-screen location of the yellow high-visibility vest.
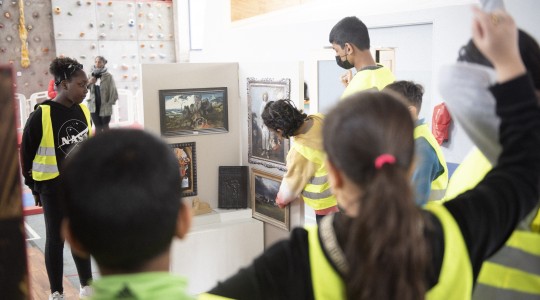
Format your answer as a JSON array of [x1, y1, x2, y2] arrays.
[[307, 203, 472, 299], [445, 150, 540, 299], [443, 148, 491, 201], [425, 202, 473, 300], [341, 64, 395, 99], [293, 142, 337, 210], [414, 123, 449, 201], [473, 230, 540, 300], [32, 104, 91, 181], [306, 223, 346, 300]]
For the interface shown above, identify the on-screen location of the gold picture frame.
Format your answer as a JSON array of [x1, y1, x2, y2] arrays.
[[251, 168, 289, 231]]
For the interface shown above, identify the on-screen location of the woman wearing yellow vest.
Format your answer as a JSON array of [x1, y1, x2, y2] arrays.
[[20, 57, 93, 300], [260, 99, 338, 224], [209, 9, 540, 300]]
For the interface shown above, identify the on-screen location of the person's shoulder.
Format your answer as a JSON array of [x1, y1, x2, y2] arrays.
[[415, 137, 436, 155]]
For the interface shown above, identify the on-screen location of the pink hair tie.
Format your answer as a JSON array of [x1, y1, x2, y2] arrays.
[[374, 154, 396, 169]]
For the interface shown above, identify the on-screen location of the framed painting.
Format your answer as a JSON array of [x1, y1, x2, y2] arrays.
[[251, 169, 289, 231], [159, 87, 228, 137], [247, 78, 291, 171], [169, 142, 197, 197]]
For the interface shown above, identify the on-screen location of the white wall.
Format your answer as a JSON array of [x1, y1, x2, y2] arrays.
[[186, 0, 540, 165], [141, 63, 241, 209]]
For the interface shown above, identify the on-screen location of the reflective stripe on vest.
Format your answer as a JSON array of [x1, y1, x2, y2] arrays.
[[414, 124, 449, 201], [306, 224, 346, 300], [473, 230, 540, 300], [425, 202, 473, 300], [32, 104, 91, 181], [293, 142, 336, 210]]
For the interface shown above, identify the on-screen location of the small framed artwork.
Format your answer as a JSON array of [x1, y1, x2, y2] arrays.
[[251, 168, 289, 231], [247, 78, 291, 171], [218, 166, 249, 209], [169, 142, 197, 197], [159, 87, 228, 137]]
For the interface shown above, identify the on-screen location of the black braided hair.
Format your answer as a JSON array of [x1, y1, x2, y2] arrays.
[[49, 57, 83, 86], [261, 99, 307, 139]]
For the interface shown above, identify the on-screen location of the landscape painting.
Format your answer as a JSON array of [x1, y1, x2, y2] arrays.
[[251, 169, 289, 231], [159, 87, 228, 136]]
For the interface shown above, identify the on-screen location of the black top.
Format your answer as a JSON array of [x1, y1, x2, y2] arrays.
[[20, 100, 90, 194], [209, 75, 540, 300]]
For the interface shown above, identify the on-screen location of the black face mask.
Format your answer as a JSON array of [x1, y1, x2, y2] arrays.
[[335, 55, 354, 69]]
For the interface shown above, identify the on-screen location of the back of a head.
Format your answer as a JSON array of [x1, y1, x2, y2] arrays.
[[459, 29, 540, 90], [384, 81, 424, 114], [329, 16, 370, 50], [62, 129, 182, 271], [324, 92, 427, 300], [324, 92, 415, 185], [261, 99, 307, 138]]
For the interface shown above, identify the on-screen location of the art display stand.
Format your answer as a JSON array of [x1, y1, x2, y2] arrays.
[[170, 208, 263, 294], [141, 61, 305, 248]]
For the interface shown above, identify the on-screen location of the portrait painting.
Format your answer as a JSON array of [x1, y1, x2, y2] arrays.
[[247, 78, 291, 171], [251, 169, 289, 231], [159, 87, 228, 137], [169, 142, 197, 197]]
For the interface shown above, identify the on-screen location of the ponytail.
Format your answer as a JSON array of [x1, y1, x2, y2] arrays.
[[345, 164, 428, 300], [324, 91, 428, 299]]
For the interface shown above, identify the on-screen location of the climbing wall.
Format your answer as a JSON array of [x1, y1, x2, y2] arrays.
[[52, 0, 175, 92], [0, 0, 57, 96]]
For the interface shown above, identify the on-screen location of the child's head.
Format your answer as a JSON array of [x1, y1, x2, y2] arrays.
[[61, 129, 190, 272], [50, 57, 85, 87], [323, 91, 426, 299], [262, 99, 307, 139], [384, 80, 424, 119], [324, 92, 415, 206], [329, 16, 370, 51], [50, 57, 88, 105], [329, 17, 371, 70]]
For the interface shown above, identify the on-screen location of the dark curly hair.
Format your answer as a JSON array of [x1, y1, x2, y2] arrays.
[[261, 99, 307, 139], [50, 57, 84, 86]]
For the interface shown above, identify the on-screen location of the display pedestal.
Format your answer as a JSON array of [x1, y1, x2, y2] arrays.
[[170, 208, 264, 294]]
